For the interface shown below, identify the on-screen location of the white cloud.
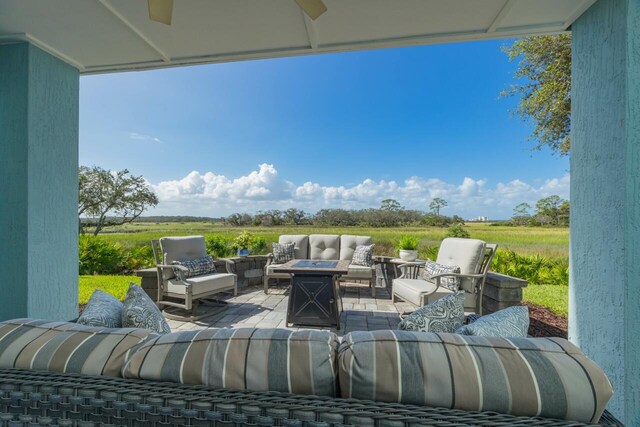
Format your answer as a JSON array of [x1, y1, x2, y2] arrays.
[[148, 164, 570, 219], [129, 132, 163, 144]]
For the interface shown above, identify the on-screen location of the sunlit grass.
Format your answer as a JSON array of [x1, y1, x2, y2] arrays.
[[79, 275, 140, 305], [97, 222, 569, 257], [523, 284, 568, 317]]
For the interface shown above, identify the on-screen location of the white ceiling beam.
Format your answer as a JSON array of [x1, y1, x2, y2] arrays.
[[0, 33, 85, 71], [487, 0, 515, 33], [97, 0, 171, 62], [562, 0, 599, 29], [81, 23, 570, 75], [302, 12, 319, 49]]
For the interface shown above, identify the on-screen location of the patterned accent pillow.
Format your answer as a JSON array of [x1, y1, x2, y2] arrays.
[[77, 290, 123, 328], [172, 255, 216, 278], [122, 284, 171, 334], [351, 244, 375, 267], [421, 260, 461, 291], [456, 305, 529, 338], [0, 319, 156, 377], [272, 242, 295, 264], [398, 291, 465, 333]]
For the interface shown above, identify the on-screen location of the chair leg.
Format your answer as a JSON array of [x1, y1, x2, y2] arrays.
[[263, 276, 269, 294], [371, 279, 376, 298]]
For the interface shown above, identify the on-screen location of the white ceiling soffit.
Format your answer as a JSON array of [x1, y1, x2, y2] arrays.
[[0, 0, 597, 75]]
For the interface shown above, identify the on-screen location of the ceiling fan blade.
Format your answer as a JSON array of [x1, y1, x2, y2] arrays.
[[148, 0, 173, 25], [294, 0, 327, 20]]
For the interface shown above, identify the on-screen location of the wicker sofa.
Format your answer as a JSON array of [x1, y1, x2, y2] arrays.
[[0, 318, 620, 426], [264, 234, 377, 295]]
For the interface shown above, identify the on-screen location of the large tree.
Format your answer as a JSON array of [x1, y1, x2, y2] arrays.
[[534, 195, 566, 226], [79, 166, 158, 235], [503, 34, 571, 155], [380, 198, 403, 212], [429, 197, 447, 216]]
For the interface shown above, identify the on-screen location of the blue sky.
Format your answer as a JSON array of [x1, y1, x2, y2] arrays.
[[79, 39, 569, 219]]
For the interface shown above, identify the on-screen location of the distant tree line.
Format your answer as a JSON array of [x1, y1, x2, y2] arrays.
[[510, 195, 569, 226], [224, 199, 465, 228]]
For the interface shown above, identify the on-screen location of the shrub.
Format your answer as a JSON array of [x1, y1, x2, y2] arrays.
[[79, 235, 125, 275], [445, 224, 470, 238], [206, 235, 234, 258], [250, 236, 268, 254], [123, 245, 155, 271]]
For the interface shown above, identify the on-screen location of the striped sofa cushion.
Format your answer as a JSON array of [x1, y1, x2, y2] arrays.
[[338, 330, 613, 423], [0, 319, 156, 377], [123, 328, 340, 397]]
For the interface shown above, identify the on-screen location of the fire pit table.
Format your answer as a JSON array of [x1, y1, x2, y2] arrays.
[[273, 259, 350, 329]]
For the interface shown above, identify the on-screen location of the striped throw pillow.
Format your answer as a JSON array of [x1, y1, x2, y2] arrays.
[[123, 328, 339, 397], [338, 330, 613, 423], [0, 319, 156, 377]]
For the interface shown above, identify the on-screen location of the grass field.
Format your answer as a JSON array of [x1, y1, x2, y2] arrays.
[[98, 222, 569, 257], [79, 275, 140, 305], [81, 222, 569, 315]]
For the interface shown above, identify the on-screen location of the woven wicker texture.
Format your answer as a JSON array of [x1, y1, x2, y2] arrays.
[[0, 368, 623, 426]]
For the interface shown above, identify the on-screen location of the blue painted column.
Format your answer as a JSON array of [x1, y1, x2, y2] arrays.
[[570, 0, 639, 423], [0, 43, 79, 320]]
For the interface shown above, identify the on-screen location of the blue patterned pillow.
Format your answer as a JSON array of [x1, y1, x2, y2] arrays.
[[398, 291, 465, 333], [456, 306, 529, 338], [77, 290, 123, 328], [421, 260, 461, 291], [172, 255, 216, 278], [122, 284, 171, 334]]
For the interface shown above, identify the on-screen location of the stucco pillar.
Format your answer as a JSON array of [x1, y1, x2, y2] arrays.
[[570, 0, 640, 423], [0, 43, 79, 320]]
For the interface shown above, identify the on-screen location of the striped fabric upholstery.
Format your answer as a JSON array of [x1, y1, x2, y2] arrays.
[[0, 319, 156, 377], [338, 330, 613, 423], [123, 328, 340, 397]]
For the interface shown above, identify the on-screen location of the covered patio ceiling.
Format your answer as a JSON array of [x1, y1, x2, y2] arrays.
[[0, 0, 596, 74]]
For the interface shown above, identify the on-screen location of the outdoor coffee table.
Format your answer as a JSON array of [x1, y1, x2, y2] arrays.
[[273, 259, 350, 329]]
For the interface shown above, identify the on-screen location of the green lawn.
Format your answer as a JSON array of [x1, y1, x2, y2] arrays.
[[523, 284, 568, 317], [79, 275, 140, 305]]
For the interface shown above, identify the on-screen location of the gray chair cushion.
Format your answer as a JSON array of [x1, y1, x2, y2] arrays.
[[278, 235, 309, 259], [160, 236, 208, 264], [344, 264, 374, 280], [436, 238, 486, 292], [309, 234, 340, 260], [339, 235, 372, 260], [393, 278, 476, 310], [398, 291, 465, 333], [77, 290, 123, 328], [167, 273, 236, 297], [122, 284, 171, 334], [456, 306, 530, 337]]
